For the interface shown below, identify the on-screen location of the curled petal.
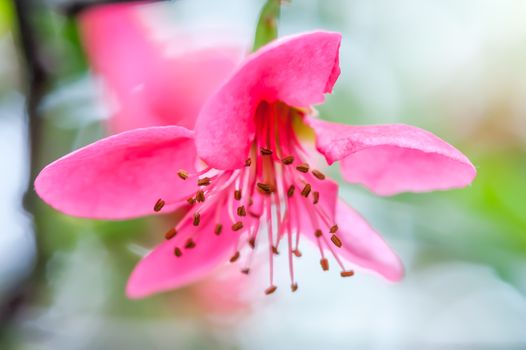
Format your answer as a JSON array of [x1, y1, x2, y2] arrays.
[[35, 127, 198, 219], [126, 210, 239, 298], [308, 119, 476, 195], [80, 3, 243, 132], [195, 31, 342, 170], [335, 200, 404, 281]]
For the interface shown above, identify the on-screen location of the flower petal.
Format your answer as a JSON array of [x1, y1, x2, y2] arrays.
[[334, 200, 404, 281], [35, 126, 198, 219], [308, 119, 476, 195], [80, 3, 243, 132], [126, 210, 239, 298], [195, 31, 342, 169]]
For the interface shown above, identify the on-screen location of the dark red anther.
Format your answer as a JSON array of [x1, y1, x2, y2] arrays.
[[193, 212, 200, 226], [287, 185, 295, 197], [330, 225, 339, 233], [245, 158, 252, 167], [314, 229, 323, 238], [265, 285, 277, 295], [320, 258, 329, 271], [313, 191, 320, 204], [291, 283, 298, 292], [301, 184, 312, 197], [257, 182, 272, 194], [237, 205, 246, 217], [312, 169, 326, 180], [214, 224, 223, 236], [173, 247, 182, 257], [260, 147, 273, 156], [197, 177, 211, 186], [229, 251, 240, 263], [195, 190, 205, 203], [282, 155, 295, 165], [164, 228, 177, 240], [234, 190, 242, 200], [232, 221, 244, 231], [331, 234, 343, 248], [153, 199, 165, 212], [184, 238, 196, 249], [296, 163, 309, 173], [340, 270, 355, 277], [177, 170, 189, 180]]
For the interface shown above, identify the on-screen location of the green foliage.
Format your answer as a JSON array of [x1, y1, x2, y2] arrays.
[[252, 0, 281, 51]]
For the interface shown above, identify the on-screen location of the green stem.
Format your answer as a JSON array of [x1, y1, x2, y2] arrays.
[[252, 0, 282, 51]]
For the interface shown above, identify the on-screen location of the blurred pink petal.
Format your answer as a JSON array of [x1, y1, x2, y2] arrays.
[[79, 2, 244, 132], [127, 208, 239, 298], [334, 200, 404, 281], [195, 31, 341, 169], [307, 119, 477, 195], [35, 126, 197, 219]]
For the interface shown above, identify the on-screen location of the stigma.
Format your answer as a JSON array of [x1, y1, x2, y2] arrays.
[[154, 102, 353, 295]]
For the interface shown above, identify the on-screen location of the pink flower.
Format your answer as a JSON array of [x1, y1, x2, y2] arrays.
[[79, 2, 244, 132], [35, 31, 476, 298]]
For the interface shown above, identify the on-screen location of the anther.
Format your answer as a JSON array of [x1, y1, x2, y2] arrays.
[[264, 285, 277, 295], [257, 182, 272, 194], [164, 228, 177, 240], [331, 234, 343, 248], [229, 251, 240, 263], [174, 247, 182, 257], [241, 268, 250, 275], [315, 229, 323, 238], [237, 206, 246, 217], [234, 190, 242, 200], [184, 238, 196, 249], [153, 199, 165, 212], [195, 190, 205, 202], [301, 184, 312, 197], [287, 185, 295, 197], [232, 221, 244, 231], [340, 270, 355, 277], [245, 158, 252, 167], [312, 169, 326, 180], [260, 147, 273, 156], [197, 177, 211, 186], [293, 249, 302, 257], [248, 237, 256, 249], [272, 246, 279, 255], [282, 155, 295, 165], [330, 225, 339, 233], [177, 170, 189, 180], [313, 191, 320, 204], [187, 197, 196, 205], [296, 163, 309, 173], [320, 258, 329, 271], [291, 283, 298, 292], [193, 212, 201, 226], [214, 224, 223, 236]]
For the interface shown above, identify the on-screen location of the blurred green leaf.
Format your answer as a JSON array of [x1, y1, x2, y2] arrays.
[[252, 0, 281, 51]]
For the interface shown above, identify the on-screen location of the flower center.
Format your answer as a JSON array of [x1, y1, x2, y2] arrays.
[[155, 102, 353, 294]]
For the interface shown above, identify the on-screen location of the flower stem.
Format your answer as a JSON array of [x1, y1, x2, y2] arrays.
[[252, 0, 282, 51]]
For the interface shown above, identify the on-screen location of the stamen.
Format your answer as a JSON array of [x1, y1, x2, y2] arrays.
[[192, 212, 200, 226], [177, 170, 189, 180], [153, 199, 165, 212], [330, 225, 339, 233], [245, 158, 252, 167], [282, 155, 294, 165], [229, 251, 240, 263], [197, 177, 211, 186], [173, 247, 182, 257], [248, 237, 256, 249], [237, 206, 247, 217], [214, 224, 223, 236], [164, 228, 177, 240], [187, 197, 196, 205], [301, 184, 312, 197], [313, 191, 319, 204], [257, 182, 272, 194], [312, 169, 326, 180], [330, 234, 343, 248], [320, 258, 329, 271], [184, 239, 196, 249], [340, 271, 355, 277], [260, 147, 273, 156], [195, 190, 205, 202], [293, 249, 302, 257], [296, 163, 309, 173], [241, 268, 250, 274], [287, 185, 295, 197], [272, 246, 279, 255], [315, 229, 323, 238], [264, 285, 277, 295], [291, 283, 298, 292], [232, 221, 244, 231], [234, 190, 242, 200]]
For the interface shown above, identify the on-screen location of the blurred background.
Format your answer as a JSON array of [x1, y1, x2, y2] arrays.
[[1, 0, 526, 349]]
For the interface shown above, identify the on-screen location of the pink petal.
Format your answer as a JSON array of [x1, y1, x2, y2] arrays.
[[80, 3, 243, 132], [195, 31, 342, 169], [126, 210, 239, 298], [35, 127, 198, 219], [335, 200, 404, 281], [307, 119, 476, 195]]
